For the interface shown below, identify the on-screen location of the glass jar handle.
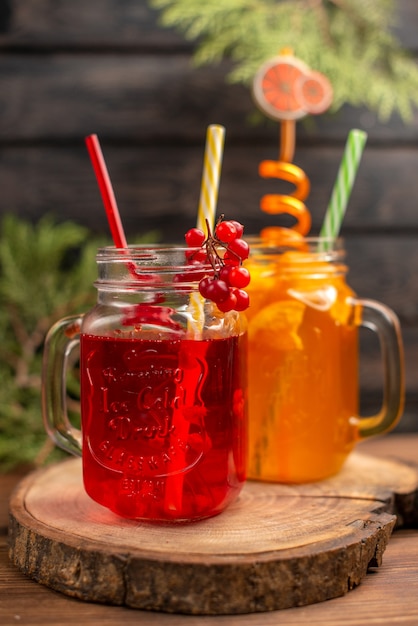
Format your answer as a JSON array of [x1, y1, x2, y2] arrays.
[[353, 298, 405, 438], [42, 315, 83, 457]]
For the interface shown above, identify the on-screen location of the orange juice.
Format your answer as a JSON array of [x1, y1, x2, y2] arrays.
[[245, 238, 404, 483]]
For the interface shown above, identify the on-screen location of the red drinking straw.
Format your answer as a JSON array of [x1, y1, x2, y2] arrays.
[[85, 134, 128, 248]]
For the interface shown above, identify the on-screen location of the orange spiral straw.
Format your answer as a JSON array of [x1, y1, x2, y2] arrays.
[[258, 120, 311, 244]]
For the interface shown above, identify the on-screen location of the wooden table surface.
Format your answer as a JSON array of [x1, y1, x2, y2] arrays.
[[1, 433, 417, 626]]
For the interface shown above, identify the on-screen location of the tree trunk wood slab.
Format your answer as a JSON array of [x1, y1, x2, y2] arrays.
[[8, 451, 418, 615]]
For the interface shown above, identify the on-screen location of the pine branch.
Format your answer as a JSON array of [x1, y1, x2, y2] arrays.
[[149, 0, 418, 122], [0, 214, 157, 472]]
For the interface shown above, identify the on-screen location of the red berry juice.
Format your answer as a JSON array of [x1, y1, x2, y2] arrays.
[[80, 333, 247, 521]]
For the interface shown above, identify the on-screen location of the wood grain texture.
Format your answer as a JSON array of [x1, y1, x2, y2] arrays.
[[0, 0, 184, 48], [2, 434, 418, 625], [1, 145, 418, 233], [0, 54, 418, 142], [8, 450, 418, 614], [3, 530, 418, 625]]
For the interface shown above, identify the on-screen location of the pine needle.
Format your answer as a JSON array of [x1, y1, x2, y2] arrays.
[[150, 0, 418, 122]]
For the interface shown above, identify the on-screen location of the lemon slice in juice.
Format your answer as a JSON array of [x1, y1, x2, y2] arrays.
[[248, 300, 306, 351]]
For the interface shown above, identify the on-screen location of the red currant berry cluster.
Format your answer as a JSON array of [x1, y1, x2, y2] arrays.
[[184, 216, 250, 312]]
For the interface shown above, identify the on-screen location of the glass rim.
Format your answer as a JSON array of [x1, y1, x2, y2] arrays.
[[94, 244, 213, 285], [246, 235, 344, 244], [95, 245, 209, 268], [96, 244, 199, 255], [247, 235, 344, 252]]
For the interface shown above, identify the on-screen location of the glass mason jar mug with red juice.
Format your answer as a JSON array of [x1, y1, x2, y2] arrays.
[[42, 241, 248, 523]]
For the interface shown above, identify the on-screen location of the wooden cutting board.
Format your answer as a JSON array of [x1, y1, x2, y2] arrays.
[[8, 451, 418, 615]]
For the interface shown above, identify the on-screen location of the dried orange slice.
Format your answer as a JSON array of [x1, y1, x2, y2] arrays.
[[253, 55, 310, 121], [253, 54, 333, 121], [295, 70, 333, 115]]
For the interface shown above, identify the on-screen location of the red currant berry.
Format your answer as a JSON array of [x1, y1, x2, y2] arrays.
[[232, 288, 250, 311], [228, 266, 250, 288], [215, 220, 237, 243], [219, 265, 234, 285], [184, 217, 250, 308], [191, 248, 208, 263], [199, 277, 230, 303], [229, 220, 244, 238], [228, 238, 250, 260], [185, 248, 207, 263], [209, 279, 230, 303], [198, 276, 213, 298], [216, 291, 238, 312], [185, 228, 205, 247], [223, 250, 241, 266]]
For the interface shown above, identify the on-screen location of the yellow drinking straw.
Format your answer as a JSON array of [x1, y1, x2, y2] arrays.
[[165, 125, 226, 515], [187, 124, 226, 339], [196, 124, 226, 234]]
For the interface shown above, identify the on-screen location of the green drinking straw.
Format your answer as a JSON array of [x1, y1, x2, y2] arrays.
[[319, 129, 368, 248]]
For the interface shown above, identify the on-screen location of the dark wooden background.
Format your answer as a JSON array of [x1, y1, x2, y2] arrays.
[[0, 0, 417, 432]]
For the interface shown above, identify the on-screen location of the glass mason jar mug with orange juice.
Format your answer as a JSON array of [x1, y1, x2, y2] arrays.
[[245, 237, 404, 483]]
